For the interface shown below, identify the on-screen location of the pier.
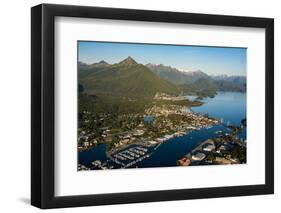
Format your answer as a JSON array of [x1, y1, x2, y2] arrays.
[[98, 145, 152, 169]]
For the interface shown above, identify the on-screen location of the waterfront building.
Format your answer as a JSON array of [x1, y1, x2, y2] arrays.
[[203, 144, 216, 152], [192, 152, 206, 161]]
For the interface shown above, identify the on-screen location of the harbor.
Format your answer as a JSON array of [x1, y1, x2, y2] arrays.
[[78, 92, 246, 170]]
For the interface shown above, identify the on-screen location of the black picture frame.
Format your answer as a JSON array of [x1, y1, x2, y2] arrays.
[[31, 3, 274, 209]]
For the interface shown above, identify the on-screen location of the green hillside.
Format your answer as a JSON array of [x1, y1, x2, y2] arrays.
[[79, 57, 180, 98], [78, 60, 110, 79], [179, 78, 218, 98]]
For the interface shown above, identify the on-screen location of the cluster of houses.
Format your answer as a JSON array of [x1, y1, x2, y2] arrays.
[[79, 98, 223, 156], [178, 137, 243, 166], [78, 103, 221, 154], [154, 92, 186, 101], [145, 104, 219, 129], [78, 129, 98, 151], [145, 104, 188, 117]]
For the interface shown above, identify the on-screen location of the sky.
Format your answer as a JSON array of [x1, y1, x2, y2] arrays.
[[78, 41, 246, 76]]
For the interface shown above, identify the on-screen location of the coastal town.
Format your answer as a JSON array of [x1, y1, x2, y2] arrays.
[[177, 126, 246, 167], [79, 100, 218, 146], [77, 44, 247, 171], [77, 93, 247, 171]]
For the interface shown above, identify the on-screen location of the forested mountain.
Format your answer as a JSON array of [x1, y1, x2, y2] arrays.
[[79, 57, 180, 98], [78, 58, 246, 99]]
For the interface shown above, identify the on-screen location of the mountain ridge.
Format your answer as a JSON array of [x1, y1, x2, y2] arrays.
[[118, 56, 137, 65], [79, 57, 246, 98], [79, 57, 180, 98], [145, 63, 246, 93]]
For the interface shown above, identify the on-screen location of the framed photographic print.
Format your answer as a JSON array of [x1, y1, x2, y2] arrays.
[[31, 3, 274, 209]]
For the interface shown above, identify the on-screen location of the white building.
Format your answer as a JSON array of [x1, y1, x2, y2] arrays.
[[192, 152, 206, 161], [203, 144, 216, 152]]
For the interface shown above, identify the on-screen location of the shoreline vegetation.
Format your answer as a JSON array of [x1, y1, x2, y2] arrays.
[[78, 56, 246, 170]]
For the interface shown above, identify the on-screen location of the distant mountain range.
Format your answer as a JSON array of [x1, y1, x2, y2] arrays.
[[78, 57, 246, 98], [146, 63, 246, 93], [146, 63, 210, 84], [211, 75, 246, 92]]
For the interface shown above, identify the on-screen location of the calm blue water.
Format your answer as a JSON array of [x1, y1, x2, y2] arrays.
[[191, 92, 246, 126], [79, 144, 107, 167], [79, 92, 246, 169], [138, 92, 246, 168], [138, 125, 230, 168]]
